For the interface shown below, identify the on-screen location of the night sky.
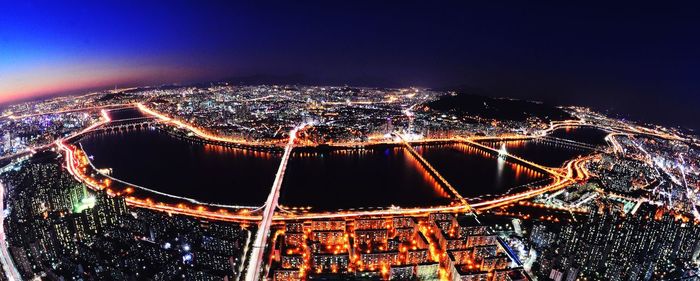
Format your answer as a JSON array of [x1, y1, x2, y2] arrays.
[[1, 1, 698, 131]]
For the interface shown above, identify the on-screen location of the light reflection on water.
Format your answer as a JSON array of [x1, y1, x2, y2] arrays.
[[78, 125, 591, 211]]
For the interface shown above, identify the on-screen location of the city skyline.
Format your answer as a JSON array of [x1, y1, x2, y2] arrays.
[[1, 83, 699, 280], [2, 2, 700, 281], [1, 1, 699, 131]]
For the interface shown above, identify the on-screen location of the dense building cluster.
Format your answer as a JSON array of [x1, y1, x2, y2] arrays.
[[144, 85, 435, 143], [0, 84, 560, 145], [0, 112, 98, 158], [142, 86, 564, 144], [271, 214, 527, 281], [1, 84, 700, 281], [588, 155, 655, 194], [529, 204, 700, 281], [1, 156, 251, 280]]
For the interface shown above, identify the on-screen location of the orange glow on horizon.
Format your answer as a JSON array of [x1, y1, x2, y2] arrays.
[[0, 63, 200, 104]]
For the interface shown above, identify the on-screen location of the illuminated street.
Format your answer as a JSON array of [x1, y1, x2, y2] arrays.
[[2, 3, 699, 279], [246, 123, 309, 281], [1, 84, 696, 280]]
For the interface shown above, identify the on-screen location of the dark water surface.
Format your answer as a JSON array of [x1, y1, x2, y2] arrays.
[[480, 140, 589, 167], [106, 107, 147, 120], [549, 127, 609, 145], [77, 125, 597, 210], [80, 129, 280, 206], [480, 127, 608, 167], [415, 143, 546, 201], [279, 147, 454, 211]]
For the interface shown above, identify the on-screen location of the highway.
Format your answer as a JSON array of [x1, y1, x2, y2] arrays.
[[605, 132, 631, 156], [136, 103, 280, 146], [4, 100, 695, 280], [53, 107, 593, 224], [62, 143, 581, 221], [58, 140, 265, 223], [244, 123, 308, 281], [57, 130, 588, 223], [5, 103, 131, 120]]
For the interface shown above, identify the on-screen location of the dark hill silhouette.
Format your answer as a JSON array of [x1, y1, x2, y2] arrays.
[[427, 93, 571, 122]]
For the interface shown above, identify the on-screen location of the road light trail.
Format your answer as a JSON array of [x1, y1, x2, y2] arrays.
[[52, 107, 594, 224], [58, 133, 586, 221], [0, 181, 22, 281], [57, 140, 264, 224], [5, 103, 131, 120], [78, 143, 259, 210], [136, 103, 278, 146], [0, 110, 110, 162], [245, 123, 309, 281]]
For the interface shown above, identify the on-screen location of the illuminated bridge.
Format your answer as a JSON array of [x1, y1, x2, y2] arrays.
[[245, 123, 309, 281], [48, 104, 609, 281], [394, 133, 469, 208], [455, 136, 565, 177], [539, 136, 600, 151], [88, 117, 160, 132]]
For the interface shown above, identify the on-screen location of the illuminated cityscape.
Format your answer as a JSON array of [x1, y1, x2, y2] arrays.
[[2, 2, 700, 281], [0, 85, 698, 281]]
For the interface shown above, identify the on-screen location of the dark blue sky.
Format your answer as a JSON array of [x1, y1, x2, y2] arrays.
[[1, 1, 698, 131]]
